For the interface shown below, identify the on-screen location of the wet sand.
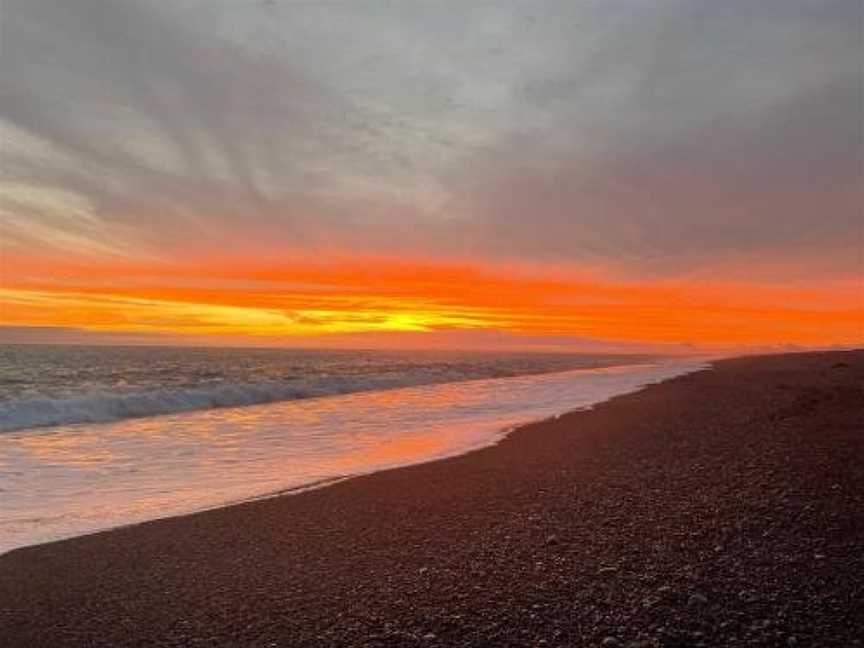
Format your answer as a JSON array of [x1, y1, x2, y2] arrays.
[[1, 351, 862, 647]]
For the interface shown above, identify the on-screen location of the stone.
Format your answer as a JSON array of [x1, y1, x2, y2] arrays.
[[689, 593, 709, 606]]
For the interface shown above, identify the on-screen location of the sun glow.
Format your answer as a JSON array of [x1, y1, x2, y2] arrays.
[[0, 287, 496, 337], [1, 253, 861, 350]]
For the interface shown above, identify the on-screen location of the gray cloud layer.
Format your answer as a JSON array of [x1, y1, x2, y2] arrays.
[[1, 0, 861, 279]]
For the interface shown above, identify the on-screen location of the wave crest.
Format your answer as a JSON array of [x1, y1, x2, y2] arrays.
[[0, 378, 381, 433]]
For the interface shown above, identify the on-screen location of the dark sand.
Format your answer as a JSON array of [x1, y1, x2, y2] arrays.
[[1, 351, 862, 647]]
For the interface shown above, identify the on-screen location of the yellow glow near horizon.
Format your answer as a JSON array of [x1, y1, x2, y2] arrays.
[[2, 250, 863, 351], [0, 287, 499, 338]]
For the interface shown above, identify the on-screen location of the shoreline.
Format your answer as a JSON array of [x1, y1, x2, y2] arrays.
[[1, 358, 706, 556], [2, 350, 862, 647]]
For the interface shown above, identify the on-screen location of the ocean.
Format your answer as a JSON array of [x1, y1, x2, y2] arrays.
[[0, 345, 706, 553]]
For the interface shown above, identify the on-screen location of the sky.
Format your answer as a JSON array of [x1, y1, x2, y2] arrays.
[[1, 0, 862, 352]]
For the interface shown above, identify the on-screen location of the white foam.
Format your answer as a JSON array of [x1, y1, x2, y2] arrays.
[[0, 372, 517, 433], [0, 360, 631, 433], [0, 381, 337, 432]]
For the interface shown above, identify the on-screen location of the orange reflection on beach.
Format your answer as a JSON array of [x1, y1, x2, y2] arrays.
[[324, 429, 457, 474], [10, 429, 123, 467]]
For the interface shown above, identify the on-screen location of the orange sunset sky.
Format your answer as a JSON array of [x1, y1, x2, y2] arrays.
[[1, 0, 862, 353]]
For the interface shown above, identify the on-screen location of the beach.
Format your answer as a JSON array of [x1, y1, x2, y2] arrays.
[[1, 350, 862, 647]]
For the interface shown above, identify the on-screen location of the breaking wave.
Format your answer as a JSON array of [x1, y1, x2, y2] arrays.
[[0, 377, 413, 433], [0, 347, 662, 434]]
